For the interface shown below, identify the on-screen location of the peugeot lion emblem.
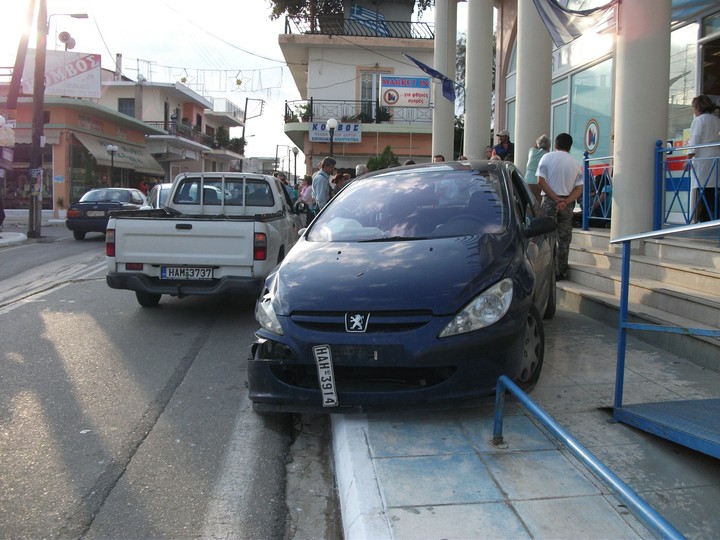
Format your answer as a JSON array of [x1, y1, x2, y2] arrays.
[[345, 313, 370, 333]]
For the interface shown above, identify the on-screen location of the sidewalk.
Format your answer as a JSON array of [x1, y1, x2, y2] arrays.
[[331, 307, 720, 540], [0, 209, 63, 247]]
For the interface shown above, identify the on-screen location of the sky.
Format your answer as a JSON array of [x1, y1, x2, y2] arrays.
[[1, 0, 467, 162]]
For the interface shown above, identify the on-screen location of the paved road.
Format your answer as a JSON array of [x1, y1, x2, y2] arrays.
[[0, 231, 337, 538]]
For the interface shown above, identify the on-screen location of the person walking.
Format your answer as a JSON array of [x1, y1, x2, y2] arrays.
[[536, 133, 583, 280], [688, 94, 720, 222], [312, 156, 335, 211], [525, 134, 551, 203]]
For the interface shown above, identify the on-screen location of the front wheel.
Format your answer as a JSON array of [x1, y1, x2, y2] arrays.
[[516, 305, 544, 392], [135, 291, 161, 307]]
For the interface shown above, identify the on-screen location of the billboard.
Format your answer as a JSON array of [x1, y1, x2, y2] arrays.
[[23, 49, 102, 99], [380, 76, 431, 108]]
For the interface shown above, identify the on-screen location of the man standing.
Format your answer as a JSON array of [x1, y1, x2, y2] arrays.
[[492, 130, 515, 162], [536, 133, 583, 280], [312, 156, 335, 210]]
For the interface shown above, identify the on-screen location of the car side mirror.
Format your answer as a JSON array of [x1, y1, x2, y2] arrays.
[[525, 215, 556, 238], [294, 200, 308, 214]]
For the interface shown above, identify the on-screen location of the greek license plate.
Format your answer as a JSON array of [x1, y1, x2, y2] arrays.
[[160, 266, 213, 280], [86, 210, 105, 217], [313, 345, 338, 407]]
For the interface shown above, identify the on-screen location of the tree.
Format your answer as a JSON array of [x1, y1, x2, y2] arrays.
[[367, 145, 400, 171], [269, 0, 433, 22]]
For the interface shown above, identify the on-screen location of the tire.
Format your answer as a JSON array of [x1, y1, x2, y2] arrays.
[[135, 291, 161, 307], [544, 269, 557, 320], [73, 231, 86, 240], [516, 305, 544, 392]]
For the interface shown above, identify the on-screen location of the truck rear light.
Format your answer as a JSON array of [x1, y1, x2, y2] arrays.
[[125, 263, 143, 271], [106, 229, 115, 257], [254, 232, 267, 260]]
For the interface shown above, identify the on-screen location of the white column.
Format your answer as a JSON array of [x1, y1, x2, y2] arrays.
[[463, 0, 494, 159], [611, 0, 671, 238], [432, 0, 457, 160], [514, 0, 551, 173]]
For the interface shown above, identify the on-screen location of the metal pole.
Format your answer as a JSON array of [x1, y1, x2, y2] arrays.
[[28, 0, 48, 239], [329, 128, 335, 157]]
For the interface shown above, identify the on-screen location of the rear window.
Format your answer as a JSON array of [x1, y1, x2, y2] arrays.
[[172, 177, 275, 207], [80, 189, 132, 203], [307, 168, 508, 242]]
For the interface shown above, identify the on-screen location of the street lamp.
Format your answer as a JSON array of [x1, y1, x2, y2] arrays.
[[292, 147, 299, 185], [326, 118, 338, 157], [106, 144, 118, 185]]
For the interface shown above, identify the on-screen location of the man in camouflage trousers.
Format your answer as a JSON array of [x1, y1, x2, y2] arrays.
[[536, 133, 583, 280]]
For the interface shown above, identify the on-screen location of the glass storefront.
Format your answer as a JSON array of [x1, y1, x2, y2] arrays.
[[668, 23, 699, 141], [569, 59, 613, 162]]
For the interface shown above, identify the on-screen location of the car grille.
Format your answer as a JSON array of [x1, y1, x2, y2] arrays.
[[290, 310, 433, 333], [269, 364, 456, 392]]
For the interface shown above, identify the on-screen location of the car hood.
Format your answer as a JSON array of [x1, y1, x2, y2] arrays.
[[270, 233, 516, 315]]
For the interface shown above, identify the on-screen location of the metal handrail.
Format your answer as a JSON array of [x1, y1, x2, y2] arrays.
[[492, 375, 685, 540]]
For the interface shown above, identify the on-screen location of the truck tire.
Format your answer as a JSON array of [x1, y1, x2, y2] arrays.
[[136, 291, 161, 307]]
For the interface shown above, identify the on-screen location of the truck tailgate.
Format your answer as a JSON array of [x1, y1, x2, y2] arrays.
[[114, 217, 256, 267]]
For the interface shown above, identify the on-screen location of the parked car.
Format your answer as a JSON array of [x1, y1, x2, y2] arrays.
[[249, 160, 557, 413], [66, 187, 147, 240], [143, 182, 173, 209]]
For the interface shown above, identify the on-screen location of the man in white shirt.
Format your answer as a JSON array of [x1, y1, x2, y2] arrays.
[[537, 133, 583, 280]]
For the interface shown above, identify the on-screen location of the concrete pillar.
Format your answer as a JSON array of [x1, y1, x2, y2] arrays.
[[463, 0, 494, 159], [611, 0, 671, 238], [432, 0, 457, 161], [514, 0, 551, 173]]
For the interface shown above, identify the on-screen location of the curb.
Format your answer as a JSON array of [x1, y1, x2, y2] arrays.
[[0, 232, 28, 247]]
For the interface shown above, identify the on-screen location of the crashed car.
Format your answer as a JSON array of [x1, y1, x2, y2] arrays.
[[249, 160, 557, 413]]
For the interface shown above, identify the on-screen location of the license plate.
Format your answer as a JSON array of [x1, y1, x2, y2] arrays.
[[86, 210, 105, 217], [160, 266, 213, 280], [313, 345, 338, 407]]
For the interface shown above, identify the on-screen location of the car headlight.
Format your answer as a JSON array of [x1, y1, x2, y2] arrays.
[[439, 278, 513, 337], [255, 290, 284, 335]]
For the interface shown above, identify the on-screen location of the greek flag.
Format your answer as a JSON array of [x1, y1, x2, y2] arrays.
[[349, 4, 390, 37], [531, 0, 618, 48], [403, 53, 456, 103]]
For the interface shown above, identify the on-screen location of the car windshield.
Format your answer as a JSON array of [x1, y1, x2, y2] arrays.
[[307, 167, 508, 242], [80, 189, 131, 203]]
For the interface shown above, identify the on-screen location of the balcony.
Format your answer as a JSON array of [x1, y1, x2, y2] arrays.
[[145, 120, 214, 148], [284, 99, 432, 126], [284, 15, 434, 39]]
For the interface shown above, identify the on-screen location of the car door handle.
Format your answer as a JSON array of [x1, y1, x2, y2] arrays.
[[176, 223, 192, 230]]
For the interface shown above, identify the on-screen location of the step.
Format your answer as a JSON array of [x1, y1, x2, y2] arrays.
[[568, 262, 720, 329], [558, 280, 720, 373]]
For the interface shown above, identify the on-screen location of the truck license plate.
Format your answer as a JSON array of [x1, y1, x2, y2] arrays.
[[160, 266, 213, 280], [313, 345, 338, 407]]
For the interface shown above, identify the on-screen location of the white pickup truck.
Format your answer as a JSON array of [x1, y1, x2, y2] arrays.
[[105, 172, 306, 307]]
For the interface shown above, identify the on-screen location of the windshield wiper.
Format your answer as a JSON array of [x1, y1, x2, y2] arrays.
[[359, 235, 429, 242]]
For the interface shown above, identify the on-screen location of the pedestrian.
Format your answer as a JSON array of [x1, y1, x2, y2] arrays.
[[403, 159, 416, 166], [492, 130, 515, 162], [485, 145, 494, 159], [432, 154, 445, 162], [0, 193, 5, 232], [536, 133, 583, 280], [525, 134, 551, 203], [355, 163, 369, 177], [138, 180, 149, 196], [312, 156, 335, 211], [277, 172, 295, 201], [688, 94, 720, 222], [299, 175, 314, 225]]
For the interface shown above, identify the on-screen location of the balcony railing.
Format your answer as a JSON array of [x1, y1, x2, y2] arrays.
[[209, 98, 244, 119], [284, 15, 434, 39], [145, 120, 214, 148], [284, 99, 432, 126]]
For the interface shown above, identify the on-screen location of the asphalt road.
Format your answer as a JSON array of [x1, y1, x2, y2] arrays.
[[0, 227, 337, 539]]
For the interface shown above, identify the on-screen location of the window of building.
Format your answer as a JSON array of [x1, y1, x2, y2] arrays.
[[668, 22, 698, 140], [118, 98, 135, 117], [700, 12, 720, 97], [569, 58, 613, 160], [360, 70, 389, 120]]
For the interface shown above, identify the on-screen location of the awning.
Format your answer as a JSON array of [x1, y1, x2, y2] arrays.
[[73, 132, 165, 175]]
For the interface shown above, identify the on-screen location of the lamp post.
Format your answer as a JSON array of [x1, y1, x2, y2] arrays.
[[292, 147, 299, 185], [106, 144, 118, 185], [326, 118, 338, 157]]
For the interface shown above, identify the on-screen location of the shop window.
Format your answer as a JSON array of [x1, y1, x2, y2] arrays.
[[668, 23, 698, 140], [570, 58, 612, 160]]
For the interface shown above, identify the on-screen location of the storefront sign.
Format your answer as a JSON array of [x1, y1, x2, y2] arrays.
[[584, 119, 600, 154], [380, 76, 431, 107], [23, 50, 102, 99], [309, 122, 362, 143]]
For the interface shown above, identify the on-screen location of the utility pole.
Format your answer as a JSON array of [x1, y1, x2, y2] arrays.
[[28, 0, 48, 238]]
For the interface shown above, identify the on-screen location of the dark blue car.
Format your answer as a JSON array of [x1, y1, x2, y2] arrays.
[[249, 161, 557, 413], [66, 187, 147, 240]]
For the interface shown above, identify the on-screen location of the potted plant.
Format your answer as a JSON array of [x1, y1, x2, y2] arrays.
[[56, 196, 67, 219], [295, 103, 313, 122]]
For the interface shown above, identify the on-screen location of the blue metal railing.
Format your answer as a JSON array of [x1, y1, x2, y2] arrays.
[[653, 139, 720, 229], [581, 153, 613, 230], [492, 375, 685, 540]]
